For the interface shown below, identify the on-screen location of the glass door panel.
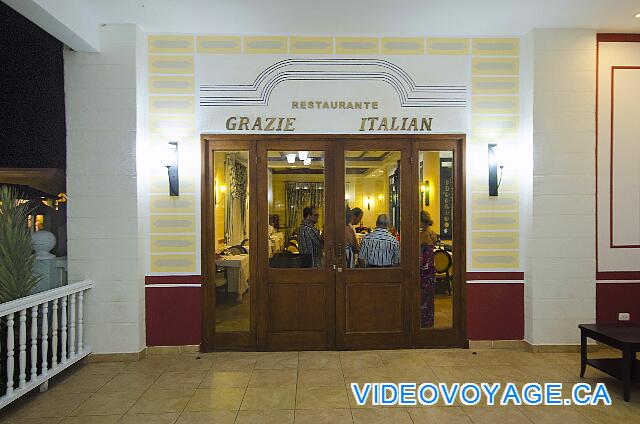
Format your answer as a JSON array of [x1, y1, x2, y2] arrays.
[[418, 150, 454, 330]]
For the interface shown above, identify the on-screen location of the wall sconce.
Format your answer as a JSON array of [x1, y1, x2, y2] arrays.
[[420, 181, 430, 209], [488, 143, 503, 196], [215, 180, 227, 205], [163, 141, 179, 196]]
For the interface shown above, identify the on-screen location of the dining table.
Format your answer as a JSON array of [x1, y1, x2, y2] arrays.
[[215, 254, 249, 302]]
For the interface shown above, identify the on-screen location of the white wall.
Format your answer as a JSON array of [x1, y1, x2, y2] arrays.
[[65, 24, 145, 353], [526, 29, 596, 345]]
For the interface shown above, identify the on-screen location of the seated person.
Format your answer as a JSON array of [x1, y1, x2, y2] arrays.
[[358, 214, 400, 267]]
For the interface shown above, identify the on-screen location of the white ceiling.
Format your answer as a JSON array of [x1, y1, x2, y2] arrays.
[[84, 0, 640, 35]]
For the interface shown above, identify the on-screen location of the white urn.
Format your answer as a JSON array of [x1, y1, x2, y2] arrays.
[[32, 230, 56, 259]]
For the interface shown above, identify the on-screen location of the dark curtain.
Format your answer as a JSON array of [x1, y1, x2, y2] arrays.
[[284, 182, 324, 240]]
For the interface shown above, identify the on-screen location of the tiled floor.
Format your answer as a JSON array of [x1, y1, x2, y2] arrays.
[[0, 349, 639, 423]]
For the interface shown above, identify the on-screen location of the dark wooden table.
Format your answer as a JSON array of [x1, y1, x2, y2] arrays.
[[579, 324, 640, 401]]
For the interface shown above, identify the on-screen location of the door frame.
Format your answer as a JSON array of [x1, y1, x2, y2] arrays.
[[201, 136, 258, 351], [411, 136, 467, 348], [201, 134, 467, 351]]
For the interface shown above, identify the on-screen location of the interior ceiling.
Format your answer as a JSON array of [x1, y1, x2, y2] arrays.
[[269, 150, 397, 175], [85, 0, 640, 34]]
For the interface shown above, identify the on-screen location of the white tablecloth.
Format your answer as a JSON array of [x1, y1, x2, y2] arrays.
[[268, 232, 285, 256], [215, 254, 249, 301]]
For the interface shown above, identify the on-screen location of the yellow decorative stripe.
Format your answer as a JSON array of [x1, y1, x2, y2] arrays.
[[197, 35, 241, 54], [290, 36, 333, 54], [150, 215, 196, 234], [148, 115, 195, 136], [472, 193, 519, 211], [148, 35, 194, 53], [427, 38, 469, 55], [381, 37, 424, 55], [151, 254, 196, 273], [472, 77, 519, 95], [336, 37, 379, 54], [150, 235, 196, 253], [471, 212, 519, 231], [472, 38, 519, 56], [472, 251, 519, 269], [243, 36, 288, 54], [472, 96, 519, 114], [472, 115, 519, 135], [150, 194, 196, 214], [472, 58, 519, 76], [150, 174, 196, 194], [472, 231, 519, 249], [148, 55, 194, 74], [148, 76, 195, 94], [149, 96, 195, 115]]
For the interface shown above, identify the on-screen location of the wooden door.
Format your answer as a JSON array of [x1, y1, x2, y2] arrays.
[[257, 140, 336, 350], [334, 139, 413, 350], [201, 136, 257, 351]]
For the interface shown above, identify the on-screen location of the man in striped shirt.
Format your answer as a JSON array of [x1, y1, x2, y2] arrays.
[[298, 206, 323, 268], [359, 214, 400, 267]]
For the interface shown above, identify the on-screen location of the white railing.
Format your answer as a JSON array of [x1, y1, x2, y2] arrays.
[[0, 280, 93, 409]]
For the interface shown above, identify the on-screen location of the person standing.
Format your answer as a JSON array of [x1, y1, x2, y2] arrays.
[[298, 206, 323, 268], [358, 214, 400, 267], [419, 211, 438, 328], [345, 207, 364, 268]]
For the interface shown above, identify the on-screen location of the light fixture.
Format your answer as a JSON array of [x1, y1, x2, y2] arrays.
[[378, 194, 384, 202], [636, 12, 640, 18], [298, 151, 309, 161], [345, 193, 351, 200], [215, 181, 227, 205], [303, 157, 312, 166], [163, 141, 179, 196], [365, 196, 372, 210], [286, 153, 296, 164], [424, 180, 430, 206], [488, 143, 504, 196]]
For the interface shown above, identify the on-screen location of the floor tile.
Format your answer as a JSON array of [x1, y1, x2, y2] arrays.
[[340, 352, 383, 370], [71, 391, 143, 416], [294, 408, 353, 423], [60, 416, 120, 424], [296, 386, 350, 409], [183, 388, 245, 411], [235, 410, 294, 424], [116, 413, 179, 424], [520, 405, 593, 424], [129, 389, 194, 414], [299, 352, 341, 371], [240, 387, 296, 410], [297, 369, 344, 387], [249, 369, 297, 387], [408, 406, 472, 423], [99, 373, 159, 392], [199, 370, 252, 388], [351, 408, 412, 424], [1, 418, 64, 424], [50, 372, 115, 394], [10, 392, 93, 418], [175, 411, 236, 424], [211, 357, 257, 371], [149, 371, 206, 390], [254, 352, 299, 370], [461, 405, 532, 424], [166, 357, 214, 372]]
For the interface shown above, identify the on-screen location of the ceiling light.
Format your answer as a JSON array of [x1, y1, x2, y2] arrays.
[[636, 13, 640, 18], [286, 153, 296, 164], [298, 151, 309, 161]]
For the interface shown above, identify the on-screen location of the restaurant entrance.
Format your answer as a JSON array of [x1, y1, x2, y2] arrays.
[[201, 135, 466, 351]]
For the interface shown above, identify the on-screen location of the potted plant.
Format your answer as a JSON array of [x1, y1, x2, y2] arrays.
[[0, 186, 41, 302]]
